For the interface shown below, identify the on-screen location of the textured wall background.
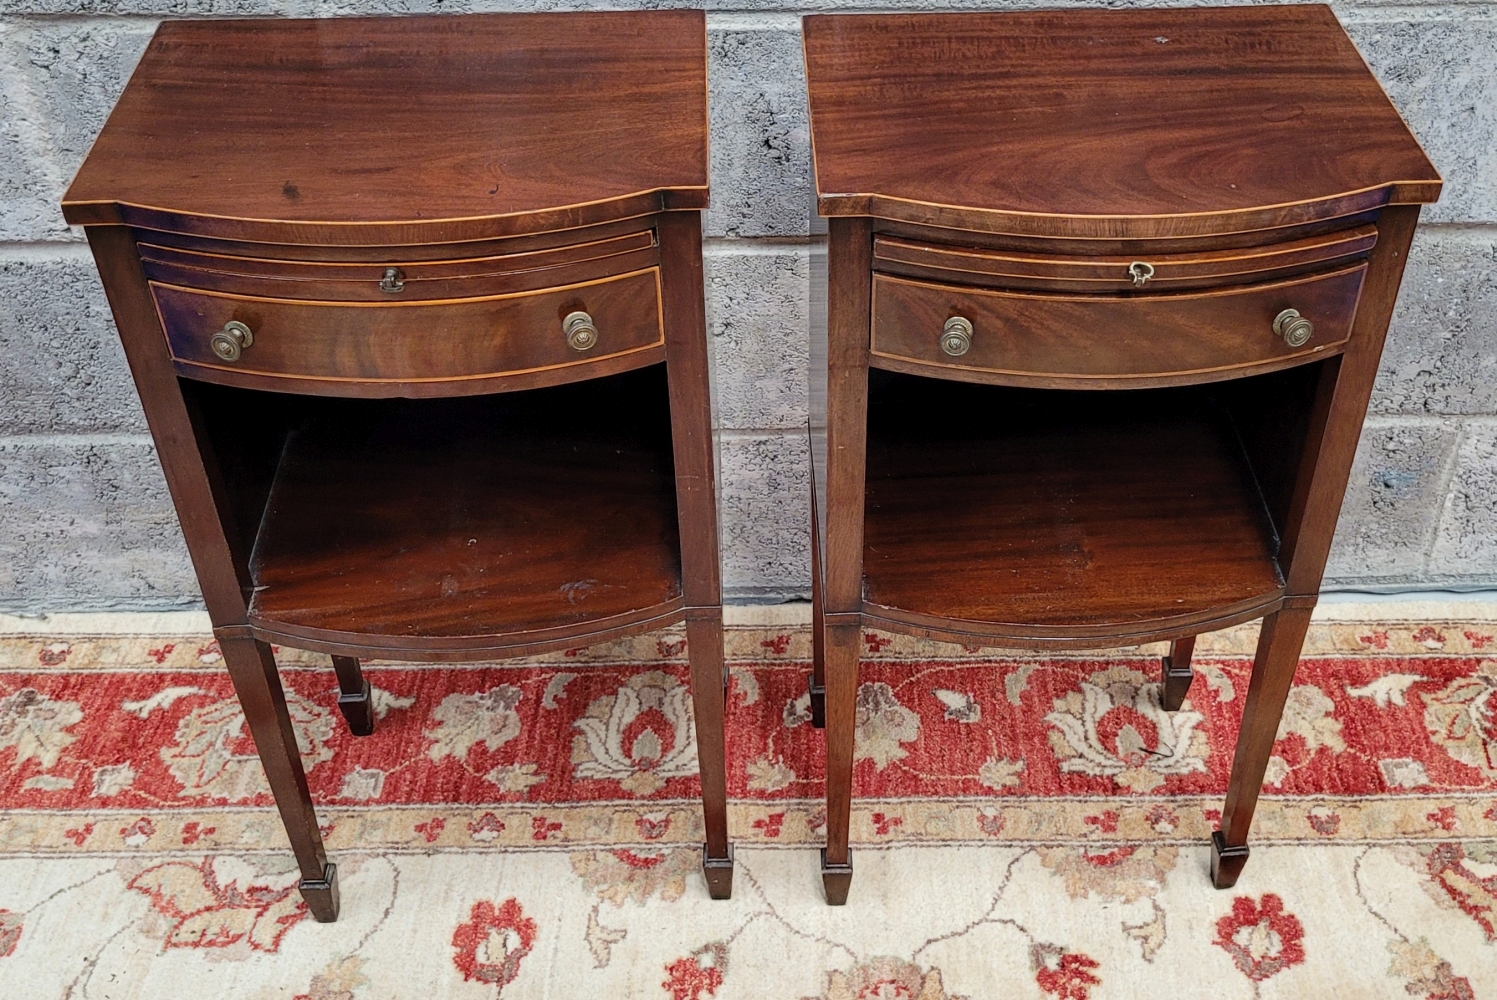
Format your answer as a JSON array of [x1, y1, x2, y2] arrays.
[[0, 1, 1493, 611]]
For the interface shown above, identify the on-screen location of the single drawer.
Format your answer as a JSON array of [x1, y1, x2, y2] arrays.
[[152, 267, 664, 395], [870, 264, 1367, 387]]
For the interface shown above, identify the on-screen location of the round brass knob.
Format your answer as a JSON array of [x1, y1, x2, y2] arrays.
[[1273, 308, 1314, 348], [940, 316, 973, 357], [563, 311, 598, 352], [209, 320, 254, 363]]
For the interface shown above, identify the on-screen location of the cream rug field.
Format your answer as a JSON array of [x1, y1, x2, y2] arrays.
[[1, 605, 1494, 998]]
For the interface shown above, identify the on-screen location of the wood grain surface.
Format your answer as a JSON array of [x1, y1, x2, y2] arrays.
[[803, 7, 1440, 238], [870, 263, 1367, 387], [137, 230, 659, 301], [133, 217, 662, 264], [152, 268, 664, 394], [860, 373, 1285, 634], [246, 366, 684, 650], [871, 225, 1377, 293], [63, 12, 709, 244]]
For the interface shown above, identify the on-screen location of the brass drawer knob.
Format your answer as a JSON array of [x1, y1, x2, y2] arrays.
[[379, 267, 405, 293], [940, 315, 973, 357], [1273, 308, 1314, 348], [209, 320, 254, 363], [563, 310, 599, 352]]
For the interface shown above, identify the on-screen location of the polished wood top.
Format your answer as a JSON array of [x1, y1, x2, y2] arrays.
[[803, 6, 1440, 239], [63, 12, 708, 244]]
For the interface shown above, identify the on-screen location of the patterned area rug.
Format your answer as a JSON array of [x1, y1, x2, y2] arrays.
[[2, 607, 1495, 998]]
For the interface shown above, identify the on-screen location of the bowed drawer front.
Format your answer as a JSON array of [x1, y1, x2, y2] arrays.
[[870, 263, 1368, 387], [150, 267, 665, 395]]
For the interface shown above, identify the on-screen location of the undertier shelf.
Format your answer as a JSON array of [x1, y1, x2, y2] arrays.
[[861, 373, 1286, 637], [244, 367, 683, 650]]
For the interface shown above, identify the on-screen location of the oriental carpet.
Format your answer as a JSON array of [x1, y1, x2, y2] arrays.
[[0, 604, 1494, 998]]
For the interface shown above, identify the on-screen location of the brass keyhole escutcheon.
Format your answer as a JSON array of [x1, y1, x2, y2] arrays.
[[563, 310, 599, 352], [1128, 261, 1155, 287], [1273, 308, 1314, 347], [379, 267, 405, 293], [940, 315, 973, 356], [209, 320, 254, 363]]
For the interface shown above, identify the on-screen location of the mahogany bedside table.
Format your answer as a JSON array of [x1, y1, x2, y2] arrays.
[[62, 11, 733, 921], [803, 6, 1440, 904]]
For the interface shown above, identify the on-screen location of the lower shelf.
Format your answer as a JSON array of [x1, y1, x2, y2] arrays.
[[861, 373, 1286, 641], [245, 368, 684, 655]]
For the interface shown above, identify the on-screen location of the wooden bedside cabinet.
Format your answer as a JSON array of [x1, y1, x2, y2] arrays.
[[803, 6, 1440, 904], [63, 11, 733, 921]]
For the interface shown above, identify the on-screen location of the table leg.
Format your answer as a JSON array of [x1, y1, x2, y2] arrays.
[[330, 655, 374, 736], [659, 209, 732, 899], [818, 217, 871, 905], [809, 476, 827, 730], [1161, 635, 1197, 712], [821, 622, 860, 904], [219, 633, 338, 921], [687, 612, 733, 899], [1213, 606, 1313, 888]]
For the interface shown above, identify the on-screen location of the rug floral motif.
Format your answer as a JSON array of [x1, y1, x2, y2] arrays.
[[1, 615, 1495, 998]]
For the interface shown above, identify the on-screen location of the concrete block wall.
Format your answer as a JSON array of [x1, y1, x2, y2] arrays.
[[0, 1, 1492, 611]]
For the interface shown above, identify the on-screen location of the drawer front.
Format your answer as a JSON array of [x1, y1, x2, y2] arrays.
[[153, 268, 664, 392], [871, 264, 1367, 386]]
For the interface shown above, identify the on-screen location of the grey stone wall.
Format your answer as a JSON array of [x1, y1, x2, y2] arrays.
[[0, 2, 1492, 611]]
